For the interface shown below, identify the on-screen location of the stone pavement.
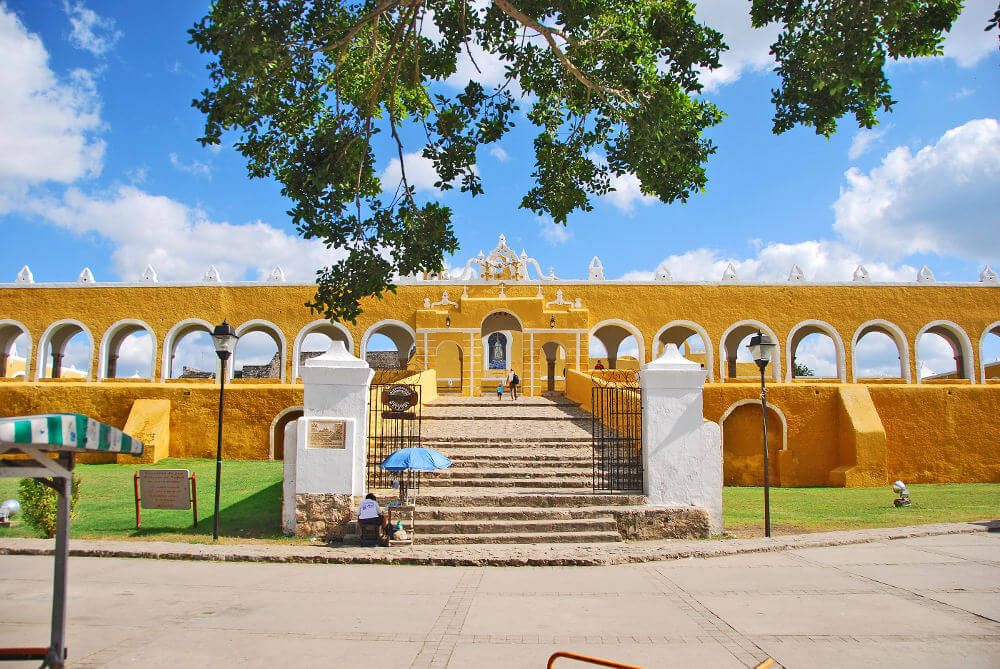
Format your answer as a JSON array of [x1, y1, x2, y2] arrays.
[[1, 527, 997, 668]]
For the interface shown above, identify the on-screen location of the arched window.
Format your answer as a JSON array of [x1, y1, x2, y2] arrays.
[[163, 320, 215, 379], [653, 321, 712, 380], [361, 320, 416, 370], [786, 321, 845, 381], [980, 322, 1000, 381], [99, 320, 155, 380], [590, 320, 645, 370], [852, 320, 909, 381], [720, 321, 780, 381], [292, 320, 353, 380], [233, 320, 285, 381], [38, 320, 93, 380], [916, 321, 973, 382], [0, 321, 31, 380]]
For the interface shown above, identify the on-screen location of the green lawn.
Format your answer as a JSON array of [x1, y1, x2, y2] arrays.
[[1, 459, 996, 542]]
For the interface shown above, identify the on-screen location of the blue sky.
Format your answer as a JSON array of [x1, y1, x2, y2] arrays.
[[1, 1, 998, 375]]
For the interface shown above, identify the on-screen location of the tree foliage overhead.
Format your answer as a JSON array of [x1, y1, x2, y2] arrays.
[[190, 0, 961, 322]]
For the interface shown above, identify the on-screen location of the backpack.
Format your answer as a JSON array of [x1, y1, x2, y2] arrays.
[[512, 373, 519, 385]]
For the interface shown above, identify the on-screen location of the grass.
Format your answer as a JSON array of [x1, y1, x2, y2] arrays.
[[1, 459, 996, 542]]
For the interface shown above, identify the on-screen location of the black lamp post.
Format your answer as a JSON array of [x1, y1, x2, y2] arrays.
[[210, 320, 238, 541], [747, 330, 777, 537]]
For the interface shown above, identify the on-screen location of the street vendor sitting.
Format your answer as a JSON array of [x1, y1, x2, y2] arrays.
[[357, 493, 386, 535]]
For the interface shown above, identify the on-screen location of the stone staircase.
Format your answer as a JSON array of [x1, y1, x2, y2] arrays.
[[373, 395, 645, 544]]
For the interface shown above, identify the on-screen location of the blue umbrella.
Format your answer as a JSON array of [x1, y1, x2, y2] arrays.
[[380, 447, 452, 472]]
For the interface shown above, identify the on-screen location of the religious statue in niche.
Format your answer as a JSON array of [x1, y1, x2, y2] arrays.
[[488, 332, 507, 370]]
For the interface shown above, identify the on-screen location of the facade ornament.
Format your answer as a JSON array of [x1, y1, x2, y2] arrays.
[[268, 266, 286, 282], [587, 256, 605, 281], [853, 265, 870, 282], [980, 266, 998, 284], [141, 264, 158, 283], [536, 285, 543, 298], [498, 283, 507, 299], [423, 298, 431, 308], [545, 289, 573, 309], [655, 265, 672, 281], [574, 298, 582, 308], [461, 235, 545, 281], [461, 285, 469, 299], [917, 265, 935, 283], [721, 263, 739, 282], [16, 266, 34, 284], [547, 266, 557, 280], [204, 265, 222, 282], [787, 264, 805, 282], [430, 291, 458, 309], [77, 268, 95, 284]]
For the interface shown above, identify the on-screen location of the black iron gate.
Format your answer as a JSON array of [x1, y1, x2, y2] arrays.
[[367, 370, 422, 491], [591, 370, 643, 492]]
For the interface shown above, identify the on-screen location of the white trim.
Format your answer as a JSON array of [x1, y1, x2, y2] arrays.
[[420, 327, 478, 333], [529, 332, 534, 394], [851, 319, 910, 382], [233, 319, 287, 382], [480, 309, 525, 330], [652, 320, 715, 382], [469, 332, 476, 394], [524, 328, 585, 334], [785, 319, 847, 382], [482, 330, 513, 372], [915, 320, 975, 384], [37, 318, 94, 381], [269, 405, 303, 460], [589, 319, 646, 366], [979, 321, 1000, 382], [360, 319, 417, 359], [719, 399, 789, 452], [98, 318, 156, 381], [423, 332, 429, 370], [292, 320, 354, 380], [719, 320, 782, 381], [161, 318, 215, 380], [0, 320, 32, 381]]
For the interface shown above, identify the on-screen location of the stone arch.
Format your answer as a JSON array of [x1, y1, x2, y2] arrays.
[[979, 321, 1000, 381], [232, 319, 287, 382], [292, 320, 354, 380], [720, 399, 788, 486], [361, 319, 417, 368], [37, 319, 93, 381], [915, 320, 974, 383], [589, 319, 646, 369], [719, 321, 781, 381], [481, 311, 523, 373], [652, 320, 713, 382], [98, 319, 156, 380], [540, 340, 567, 392], [0, 320, 31, 380], [785, 319, 846, 382], [435, 340, 463, 392], [851, 319, 910, 382], [269, 405, 303, 459], [161, 318, 215, 380]]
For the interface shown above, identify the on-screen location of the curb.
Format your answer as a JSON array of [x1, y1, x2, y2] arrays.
[[1, 521, 995, 567]]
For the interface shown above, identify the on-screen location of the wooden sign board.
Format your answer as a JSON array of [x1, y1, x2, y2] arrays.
[[138, 469, 192, 510], [306, 419, 347, 449], [381, 384, 418, 412]]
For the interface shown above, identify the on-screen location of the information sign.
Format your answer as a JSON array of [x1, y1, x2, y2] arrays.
[[134, 469, 197, 528], [306, 419, 347, 449]]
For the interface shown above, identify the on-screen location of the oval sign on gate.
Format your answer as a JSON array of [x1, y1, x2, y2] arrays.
[[382, 384, 418, 412]]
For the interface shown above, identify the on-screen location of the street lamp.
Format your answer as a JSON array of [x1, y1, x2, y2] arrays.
[[747, 330, 777, 537], [210, 320, 238, 541]]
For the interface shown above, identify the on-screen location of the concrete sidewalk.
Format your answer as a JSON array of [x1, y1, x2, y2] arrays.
[[1, 529, 997, 668]]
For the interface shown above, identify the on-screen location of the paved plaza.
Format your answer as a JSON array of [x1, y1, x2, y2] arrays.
[[1, 529, 998, 668]]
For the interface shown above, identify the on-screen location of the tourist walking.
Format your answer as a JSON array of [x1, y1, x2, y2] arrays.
[[506, 368, 519, 399], [496, 382, 504, 400]]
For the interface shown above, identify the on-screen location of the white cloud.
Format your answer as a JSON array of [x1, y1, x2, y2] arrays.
[[25, 185, 348, 282], [114, 331, 152, 377], [603, 172, 657, 214], [0, 6, 104, 197], [537, 216, 572, 245], [792, 333, 837, 377], [940, 0, 997, 67], [489, 146, 509, 162], [381, 151, 442, 193], [169, 153, 211, 179], [833, 118, 1000, 262], [848, 125, 891, 160], [854, 330, 903, 378], [63, 1, 121, 56], [694, 5, 778, 92], [917, 332, 959, 377], [234, 331, 279, 367]]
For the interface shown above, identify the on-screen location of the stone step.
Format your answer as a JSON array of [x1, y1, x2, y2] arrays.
[[420, 476, 590, 488], [422, 413, 588, 421], [414, 518, 618, 535], [414, 506, 626, 521], [431, 466, 589, 478], [428, 399, 578, 408], [380, 490, 645, 507], [445, 451, 592, 461], [412, 531, 622, 545], [421, 437, 592, 445], [447, 458, 591, 469]]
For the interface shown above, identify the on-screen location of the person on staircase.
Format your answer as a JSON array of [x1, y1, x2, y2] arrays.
[[506, 368, 519, 399]]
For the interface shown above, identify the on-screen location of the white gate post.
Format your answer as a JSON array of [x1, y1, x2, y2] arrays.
[[282, 340, 373, 538], [640, 344, 723, 533]]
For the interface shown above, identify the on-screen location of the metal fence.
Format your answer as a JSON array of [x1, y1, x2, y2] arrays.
[[591, 370, 643, 492], [367, 370, 422, 491]]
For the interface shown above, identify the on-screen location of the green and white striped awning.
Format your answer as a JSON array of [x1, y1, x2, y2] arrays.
[[0, 414, 143, 455]]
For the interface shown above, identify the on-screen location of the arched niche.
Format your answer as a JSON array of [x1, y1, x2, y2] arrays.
[[653, 320, 713, 381], [720, 399, 788, 486], [851, 320, 910, 382], [435, 340, 463, 393], [980, 321, 1000, 381], [37, 319, 93, 381], [98, 319, 156, 380], [915, 320, 974, 383], [292, 320, 354, 380], [481, 311, 522, 373], [233, 319, 286, 382], [785, 320, 846, 382], [719, 321, 781, 381], [162, 319, 215, 380], [361, 319, 416, 370], [0, 320, 31, 380], [540, 340, 567, 392], [590, 319, 645, 369], [269, 405, 303, 459]]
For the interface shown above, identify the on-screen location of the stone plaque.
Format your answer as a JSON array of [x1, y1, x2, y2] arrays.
[[307, 419, 346, 449], [139, 469, 191, 510]]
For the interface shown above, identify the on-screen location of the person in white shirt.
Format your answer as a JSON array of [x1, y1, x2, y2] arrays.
[[506, 368, 519, 399], [357, 493, 385, 537]]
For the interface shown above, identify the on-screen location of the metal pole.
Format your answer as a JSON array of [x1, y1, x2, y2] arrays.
[[759, 362, 771, 538], [48, 453, 73, 669], [213, 356, 227, 541]]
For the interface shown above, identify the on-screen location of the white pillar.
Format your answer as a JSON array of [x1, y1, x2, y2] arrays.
[[282, 340, 373, 538], [640, 344, 723, 533]]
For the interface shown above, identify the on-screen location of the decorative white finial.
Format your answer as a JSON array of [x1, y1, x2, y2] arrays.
[[498, 283, 507, 299], [141, 264, 158, 283], [721, 263, 739, 282], [536, 285, 543, 298], [917, 265, 935, 283], [655, 265, 672, 281], [574, 298, 582, 308], [547, 266, 557, 280], [203, 265, 222, 282], [16, 266, 33, 284], [498, 234, 507, 247], [268, 265, 286, 282], [423, 298, 431, 308], [787, 264, 805, 282], [520, 249, 528, 259], [588, 256, 605, 281], [980, 266, 998, 284], [853, 265, 870, 282], [77, 268, 95, 284], [462, 285, 469, 299]]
